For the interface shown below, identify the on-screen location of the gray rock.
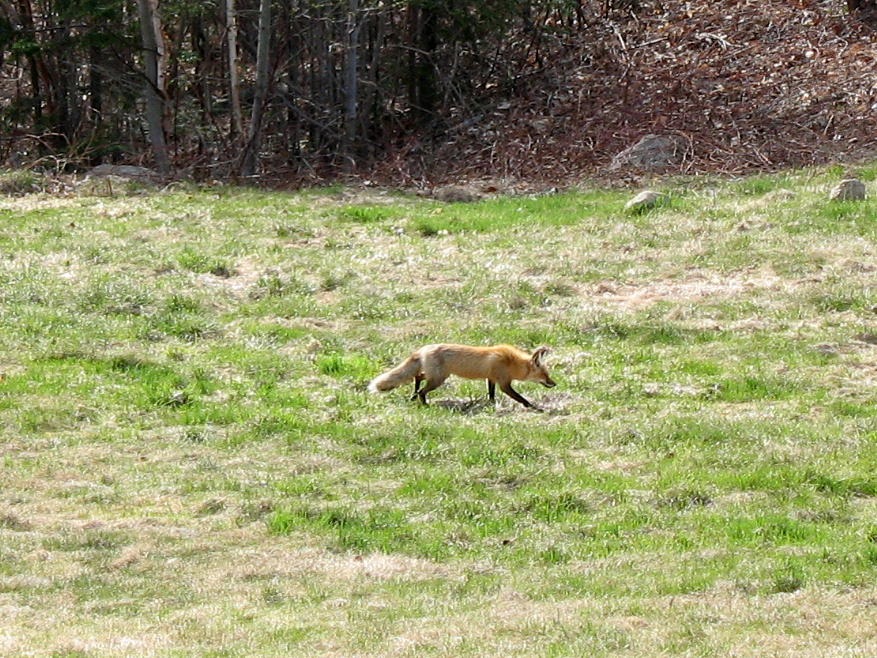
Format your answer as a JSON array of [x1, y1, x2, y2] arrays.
[[431, 185, 483, 203], [88, 164, 163, 183], [625, 190, 666, 212], [609, 134, 687, 171], [829, 178, 866, 201]]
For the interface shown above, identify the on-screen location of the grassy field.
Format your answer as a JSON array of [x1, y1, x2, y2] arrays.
[[1, 167, 877, 657]]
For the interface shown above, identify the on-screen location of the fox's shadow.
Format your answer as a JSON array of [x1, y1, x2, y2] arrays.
[[431, 397, 495, 414], [429, 397, 564, 415]]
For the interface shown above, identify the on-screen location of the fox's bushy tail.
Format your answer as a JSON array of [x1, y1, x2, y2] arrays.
[[368, 354, 420, 393]]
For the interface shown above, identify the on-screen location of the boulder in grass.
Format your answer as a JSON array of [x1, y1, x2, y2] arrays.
[[829, 178, 866, 201], [88, 164, 163, 184], [431, 185, 483, 203], [609, 134, 687, 171]]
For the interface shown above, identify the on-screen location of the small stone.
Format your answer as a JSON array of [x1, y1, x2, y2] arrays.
[[624, 190, 665, 212], [829, 178, 866, 201]]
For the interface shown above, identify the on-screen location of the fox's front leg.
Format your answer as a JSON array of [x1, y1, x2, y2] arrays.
[[487, 380, 496, 402], [499, 382, 535, 409]]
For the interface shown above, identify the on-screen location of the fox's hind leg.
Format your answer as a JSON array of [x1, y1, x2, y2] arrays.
[[410, 375, 425, 401], [415, 376, 446, 405]]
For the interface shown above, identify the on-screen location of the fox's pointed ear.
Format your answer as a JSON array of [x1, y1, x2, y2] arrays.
[[531, 346, 550, 365]]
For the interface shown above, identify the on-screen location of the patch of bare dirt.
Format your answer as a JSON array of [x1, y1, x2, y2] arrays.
[[232, 545, 455, 584], [588, 272, 792, 310]]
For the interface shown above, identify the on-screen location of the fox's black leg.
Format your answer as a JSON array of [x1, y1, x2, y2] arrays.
[[499, 382, 533, 408], [487, 380, 496, 402], [410, 375, 424, 401], [416, 378, 444, 405]]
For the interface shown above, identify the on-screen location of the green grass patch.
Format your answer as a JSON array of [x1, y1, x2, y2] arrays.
[[2, 168, 877, 657]]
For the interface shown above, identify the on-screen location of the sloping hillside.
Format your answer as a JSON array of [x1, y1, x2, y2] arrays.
[[379, 0, 877, 185]]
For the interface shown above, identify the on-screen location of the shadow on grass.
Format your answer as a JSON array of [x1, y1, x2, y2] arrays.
[[430, 397, 495, 414], [429, 395, 568, 415]]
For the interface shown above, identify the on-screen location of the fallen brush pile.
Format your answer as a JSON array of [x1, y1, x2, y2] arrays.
[[374, 0, 877, 186]]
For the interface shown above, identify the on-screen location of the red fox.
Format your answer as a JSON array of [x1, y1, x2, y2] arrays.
[[368, 344, 556, 408]]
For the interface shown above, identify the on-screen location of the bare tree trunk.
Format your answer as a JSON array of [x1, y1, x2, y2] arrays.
[[88, 44, 103, 165], [16, 0, 43, 126], [311, 12, 330, 153], [149, 0, 171, 144], [150, 0, 167, 91], [137, 0, 170, 173], [226, 0, 243, 143], [63, 27, 79, 143], [280, 4, 301, 163], [416, 4, 438, 119], [342, 0, 360, 169], [360, 4, 386, 158], [43, 6, 70, 148], [191, 14, 212, 137], [239, 0, 271, 177], [88, 45, 102, 121]]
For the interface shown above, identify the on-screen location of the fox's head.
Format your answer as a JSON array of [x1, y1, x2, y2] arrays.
[[528, 347, 556, 388]]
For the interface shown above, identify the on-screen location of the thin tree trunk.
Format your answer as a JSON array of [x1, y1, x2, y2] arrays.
[[416, 3, 438, 119], [149, 0, 171, 143], [226, 0, 243, 142], [342, 0, 360, 169], [42, 4, 70, 148], [360, 5, 385, 155], [191, 14, 212, 135], [63, 31, 78, 142], [88, 44, 103, 165], [16, 0, 42, 126], [136, 0, 170, 173], [88, 45, 102, 121], [280, 3, 302, 163], [239, 0, 271, 177]]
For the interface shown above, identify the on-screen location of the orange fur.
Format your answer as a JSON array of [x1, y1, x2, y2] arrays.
[[369, 344, 555, 408]]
